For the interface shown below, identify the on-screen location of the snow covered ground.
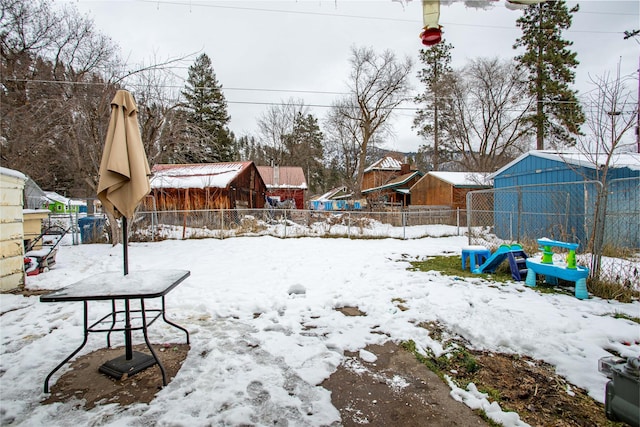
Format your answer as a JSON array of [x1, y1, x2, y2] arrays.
[[1, 225, 638, 426]]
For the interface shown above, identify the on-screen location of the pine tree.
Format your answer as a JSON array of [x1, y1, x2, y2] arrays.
[[283, 112, 325, 194], [414, 41, 454, 171], [513, 0, 585, 150], [181, 53, 234, 162]]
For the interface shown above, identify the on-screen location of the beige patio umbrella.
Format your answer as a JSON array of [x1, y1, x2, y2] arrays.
[[96, 89, 151, 369], [97, 89, 151, 275], [97, 89, 150, 221]]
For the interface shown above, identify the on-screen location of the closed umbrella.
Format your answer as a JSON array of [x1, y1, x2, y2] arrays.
[[98, 89, 150, 226], [96, 89, 154, 378], [98, 89, 150, 276]]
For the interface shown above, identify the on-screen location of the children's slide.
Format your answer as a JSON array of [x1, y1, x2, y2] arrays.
[[472, 245, 511, 274], [473, 244, 528, 281]]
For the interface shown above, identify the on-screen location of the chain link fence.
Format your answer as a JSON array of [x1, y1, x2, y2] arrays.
[[467, 178, 639, 287], [129, 206, 467, 241]]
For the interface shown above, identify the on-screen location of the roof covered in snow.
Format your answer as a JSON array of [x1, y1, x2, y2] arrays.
[[257, 166, 307, 190], [493, 150, 640, 178], [150, 162, 253, 189], [363, 156, 403, 172], [427, 171, 493, 187], [43, 191, 85, 206], [0, 166, 26, 181], [361, 171, 423, 194], [311, 186, 352, 201]]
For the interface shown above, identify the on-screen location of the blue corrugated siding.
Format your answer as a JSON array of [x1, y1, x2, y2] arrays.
[[492, 154, 639, 247], [494, 156, 596, 188]]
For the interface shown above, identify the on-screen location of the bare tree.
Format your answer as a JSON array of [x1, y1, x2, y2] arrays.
[[440, 57, 534, 171], [256, 98, 308, 166], [328, 46, 413, 193], [1, 0, 119, 193], [323, 99, 363, 192], [1, 0, 199, 245], [573, 70, 638, 280]]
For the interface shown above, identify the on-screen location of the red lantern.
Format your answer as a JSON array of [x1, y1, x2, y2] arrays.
[[420, 27, 442, 46], [421, 0, 442, 46]]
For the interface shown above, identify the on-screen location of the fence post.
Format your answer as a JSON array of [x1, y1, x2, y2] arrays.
[[456, 207, 460, 236], [509, 212, 513, 241], [517, 187, 522, 242], [221, 208, 224, 239], [284, 209, 287, 238], [466, 192, 473, 245], [402, 209, 406, 240]]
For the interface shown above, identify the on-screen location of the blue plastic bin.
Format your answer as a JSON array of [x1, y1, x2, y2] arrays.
[[78, 217, 106, 243]]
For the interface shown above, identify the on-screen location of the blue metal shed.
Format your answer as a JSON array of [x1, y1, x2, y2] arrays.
[[489, 151, 640, 248]]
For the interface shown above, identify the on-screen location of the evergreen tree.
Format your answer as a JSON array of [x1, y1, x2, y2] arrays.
[[181, 53, 234, 162], [414, 41, 454, 171], [513, 0, 585, 149], [283, 112, 325, 194]]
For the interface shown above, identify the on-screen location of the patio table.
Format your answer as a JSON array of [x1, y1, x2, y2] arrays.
[[40, 269, 190, 393]]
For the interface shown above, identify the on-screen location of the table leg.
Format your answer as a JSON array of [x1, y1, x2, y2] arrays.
[[125, 299, 133, 360], [140, 299, 167, 386], [106, 299, 116, 348], [44, 301, 89, 393], [161, 296, 190, 344]]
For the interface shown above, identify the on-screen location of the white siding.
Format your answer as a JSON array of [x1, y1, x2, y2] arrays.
[[0, 168, 26, 290]]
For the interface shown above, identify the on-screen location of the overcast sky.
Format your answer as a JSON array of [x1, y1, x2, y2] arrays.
[[69, 0, 639, 153]]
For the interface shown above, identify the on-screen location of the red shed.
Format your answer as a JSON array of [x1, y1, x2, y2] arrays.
[[146, 162, 266, 210], [257, 166, 307, 209]]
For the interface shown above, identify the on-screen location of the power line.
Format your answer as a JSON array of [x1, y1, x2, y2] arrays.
[[4, 77, 348, 96], [5, 77, 636, 113], [137, 0, 633, 35]]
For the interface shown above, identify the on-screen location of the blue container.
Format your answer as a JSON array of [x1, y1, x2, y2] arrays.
[[78, 217, 106, 243]]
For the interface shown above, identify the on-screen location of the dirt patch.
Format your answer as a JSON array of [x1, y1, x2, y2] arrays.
[[321, 342, 488, 426], [411, 321, 621, 427], [447, 349, 617, 426], [36, 305, 617, 426], [43, 343, 189, 409]]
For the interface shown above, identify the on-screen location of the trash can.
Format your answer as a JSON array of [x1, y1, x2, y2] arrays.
[[78, 216, 106, 244]]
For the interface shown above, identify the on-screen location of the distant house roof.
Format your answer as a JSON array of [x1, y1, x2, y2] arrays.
[[151, 162, 254, 189], [257, 166, 307, 190], [427, 171, 492, 187], [312, 186, 353, 201], [492, 150, 640, 178], [364, 156, 403, 172], [361, 171, 424, 194], [44, 191, 85, 206]]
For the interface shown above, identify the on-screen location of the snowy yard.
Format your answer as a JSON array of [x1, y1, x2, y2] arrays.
[[1, 226, 638, 426]]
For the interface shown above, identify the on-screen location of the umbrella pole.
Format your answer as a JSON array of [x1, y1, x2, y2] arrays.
[[123, 217, 129, 275], [99, 216, 156, 378], [123, 217, 133, 360]]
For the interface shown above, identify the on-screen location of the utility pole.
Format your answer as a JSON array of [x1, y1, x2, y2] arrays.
[[636, 56, 639, 153], [623, 30, 639, 152]]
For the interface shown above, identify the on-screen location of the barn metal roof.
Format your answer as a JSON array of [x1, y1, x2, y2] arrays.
[[256, 166, 307, 190], [150, 162, 254, 189], [363, 156, 403, 172], [361, 171, 423, 194], [427, 171, 492, 187], [492, 150, 640, 179]]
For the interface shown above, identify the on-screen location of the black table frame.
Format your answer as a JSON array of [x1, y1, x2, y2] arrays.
[[40, 270, 190, 393]]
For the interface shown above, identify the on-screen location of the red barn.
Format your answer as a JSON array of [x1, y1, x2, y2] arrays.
[[257, 166, 307, 209], [146, 162, 266, 210]]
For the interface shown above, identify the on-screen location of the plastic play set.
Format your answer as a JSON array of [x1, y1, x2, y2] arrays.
[[463, 238, 590, 300]]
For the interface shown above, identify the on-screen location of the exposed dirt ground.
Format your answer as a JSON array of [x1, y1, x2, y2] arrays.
[[43, 343, 190, 409], [40, 307, 619, 426], [321, 341, 487, 426]]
